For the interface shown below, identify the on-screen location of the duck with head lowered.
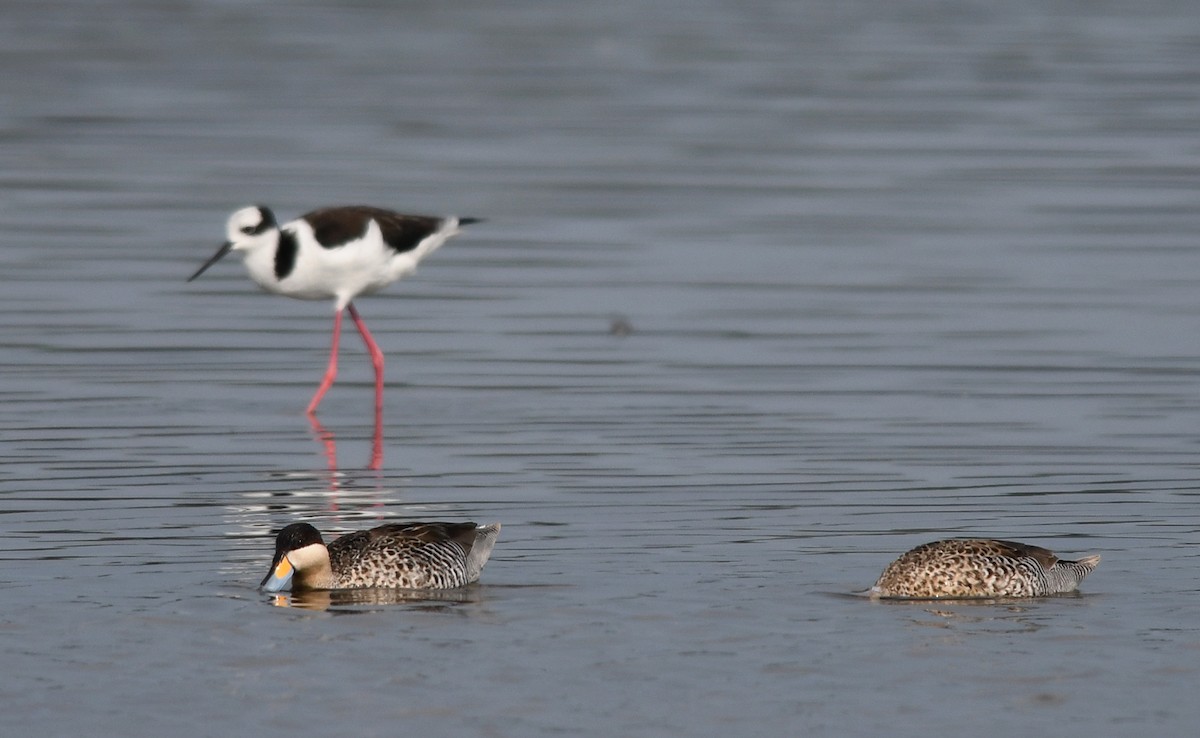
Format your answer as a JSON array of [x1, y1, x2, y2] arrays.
[[869, 538, 1100, 599], [260, 520, 501, 592]]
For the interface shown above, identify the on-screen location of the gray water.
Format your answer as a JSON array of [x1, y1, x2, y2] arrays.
[[3, 0, 1200, 735]]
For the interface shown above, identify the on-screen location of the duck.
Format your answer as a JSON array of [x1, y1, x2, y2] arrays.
[[869, 538, 1100, 599], [260, 521, 500, 592]]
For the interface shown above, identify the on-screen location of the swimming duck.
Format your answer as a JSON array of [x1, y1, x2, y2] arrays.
[[260, 521, 501, 592], [869, 538, 1100, 599]]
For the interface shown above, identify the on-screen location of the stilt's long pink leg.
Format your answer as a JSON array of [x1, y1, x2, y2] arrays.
[[306, 308, 344, 415], [347, 303, 385, 415]]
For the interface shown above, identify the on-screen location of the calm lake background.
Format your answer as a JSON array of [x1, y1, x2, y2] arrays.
[[3, 0, 1200, 735]]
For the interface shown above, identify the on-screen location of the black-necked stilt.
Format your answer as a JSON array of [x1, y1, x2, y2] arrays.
[[189, 205, 478, 415]]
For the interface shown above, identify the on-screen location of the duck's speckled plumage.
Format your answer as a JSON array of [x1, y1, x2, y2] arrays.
[[869, 538, 1100, 599], [261, 521, 500, 591]]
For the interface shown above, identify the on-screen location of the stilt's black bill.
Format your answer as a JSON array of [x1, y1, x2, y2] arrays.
[[187, 241, 234, 282]]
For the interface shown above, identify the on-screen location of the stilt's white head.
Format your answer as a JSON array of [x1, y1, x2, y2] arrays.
[[225, 206, 278, 250], [187, 205, 279, 282]]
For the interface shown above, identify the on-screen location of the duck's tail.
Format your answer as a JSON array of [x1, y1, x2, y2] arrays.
[[1047, 553, 1101, 593], [466, 523, 502, 583]]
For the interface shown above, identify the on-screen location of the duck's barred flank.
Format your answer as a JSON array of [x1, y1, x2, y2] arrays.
[[326, 523, 496, 589]]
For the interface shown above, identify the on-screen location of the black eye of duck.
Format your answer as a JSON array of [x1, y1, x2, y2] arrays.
[[239, 224, 257, 235]]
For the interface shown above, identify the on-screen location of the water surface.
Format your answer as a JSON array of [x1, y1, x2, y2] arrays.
[[3, 1, 1200, 735]]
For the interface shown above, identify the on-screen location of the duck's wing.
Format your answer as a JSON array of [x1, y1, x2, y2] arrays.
[[985, 539, 1060, 568], [361, 521, 482, 551]]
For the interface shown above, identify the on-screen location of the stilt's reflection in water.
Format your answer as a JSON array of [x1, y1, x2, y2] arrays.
[[307, 405, 384, 477]]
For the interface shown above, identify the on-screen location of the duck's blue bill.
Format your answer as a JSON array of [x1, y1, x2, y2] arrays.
[[260, 557, 294, 592]]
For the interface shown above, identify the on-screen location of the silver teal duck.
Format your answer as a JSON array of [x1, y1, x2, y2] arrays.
[[869, 538, 1100, 599], [260, 521, 501, 592]]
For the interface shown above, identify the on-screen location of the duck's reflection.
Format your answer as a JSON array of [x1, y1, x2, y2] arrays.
[[307, 407, 384, 475], [269, 585, 485, 611]]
